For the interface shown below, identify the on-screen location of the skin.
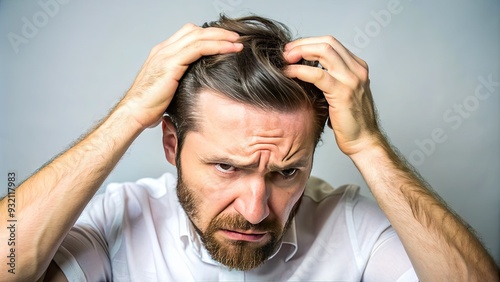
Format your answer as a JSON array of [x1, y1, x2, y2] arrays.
[[0, 23, 497, 282], [163, 90, 315, 242], [163, 91, 315, 270]]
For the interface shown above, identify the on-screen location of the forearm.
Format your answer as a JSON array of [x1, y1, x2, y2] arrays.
[[0, 105, 144, 281], [350, 139, 499, 281], [0, 24, 243, 281], [283, 31, 498, 280]]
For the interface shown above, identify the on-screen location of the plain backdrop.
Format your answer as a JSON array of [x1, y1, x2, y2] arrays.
[[1, 0, 499, 263]]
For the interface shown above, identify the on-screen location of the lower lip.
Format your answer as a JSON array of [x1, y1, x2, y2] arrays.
[[220, 230, 269, 242]]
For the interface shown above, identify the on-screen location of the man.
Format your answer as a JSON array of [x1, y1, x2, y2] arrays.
[[1, 15, 498, 281]]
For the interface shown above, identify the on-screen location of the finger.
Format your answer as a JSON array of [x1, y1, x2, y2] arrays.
[[153, 40, 242, 84], [146, 27, 243, 76], [151, 26, 240, 59], [285, 36, 355, 65], [285, 64, 339, 95], [152, 25, 240, 57], [284, 43, 351, 81], [169, 39, 243, 67], [176, 26, 240, 47], [285, 36, 367, 73], [148, 23, 199, 56], [158, 23, 200, 48], [157, 26, 243, 63], [346, 49, 368, 71]]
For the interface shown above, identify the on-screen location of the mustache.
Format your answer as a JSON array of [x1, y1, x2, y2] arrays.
[[210, 213, 281, 233]]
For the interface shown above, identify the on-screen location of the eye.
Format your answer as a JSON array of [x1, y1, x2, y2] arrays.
[[215, 163, 236, 173], [279, 168, 298, 179]]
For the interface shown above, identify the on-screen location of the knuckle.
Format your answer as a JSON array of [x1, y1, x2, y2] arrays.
[[150, 44, 161, 54], [360, 59, 369, 71], [319, 42, 333, 53], [359, 58, 368, 67], [346, 72, 361, 87], [323, 35, 338, 46], [149, 48, 158, 57], [193, 40, 204, 49], [182, 27, 203, 42], [317, 68, 329, 80], [357, 66, 369, 82], [186, 40, 204, 52], [183, 22, 198, 29], [190, 27, 204, 37]]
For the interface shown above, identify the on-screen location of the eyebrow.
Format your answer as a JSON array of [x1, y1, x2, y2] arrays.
[[198, 154, 311, 171], [268, 158, 310, 171]]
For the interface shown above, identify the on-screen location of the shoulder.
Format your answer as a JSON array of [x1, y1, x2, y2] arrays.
[[303, 176, 386, 218], [290, 177, 394, 278], [304, 176, 358, 202], [101, 172, 177, 199], [78, 172, 178, 225], [299, 176, 390, 239], [90, 172, 178, 209], [303, 176, 375, 215]]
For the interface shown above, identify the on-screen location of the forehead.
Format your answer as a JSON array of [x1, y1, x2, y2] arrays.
[[187, 90, 316, 165]]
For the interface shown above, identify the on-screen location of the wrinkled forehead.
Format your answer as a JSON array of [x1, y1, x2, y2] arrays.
[[191, 90, 316, 163]]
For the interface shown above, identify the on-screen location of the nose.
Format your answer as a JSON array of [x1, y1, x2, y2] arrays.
[[233, 176, 270, 225]]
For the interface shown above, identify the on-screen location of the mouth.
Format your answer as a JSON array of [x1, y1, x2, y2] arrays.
[[219, 229, 270, 242]]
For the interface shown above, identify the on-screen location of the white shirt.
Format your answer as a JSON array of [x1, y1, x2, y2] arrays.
[[54, 173, 417, 281]]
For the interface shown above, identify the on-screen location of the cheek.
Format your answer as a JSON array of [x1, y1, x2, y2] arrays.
[[180, 161, 238, 230]]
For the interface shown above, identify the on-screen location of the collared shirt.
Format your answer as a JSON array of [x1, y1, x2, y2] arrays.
[[54, 173, 417, 281]]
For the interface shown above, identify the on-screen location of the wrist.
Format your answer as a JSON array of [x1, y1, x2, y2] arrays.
[[344, 132, 390, 160], [349, 140, 387, 164], [99, 104, 146, 140], [347, 135, 398, 176], [112, 100, 151, 129]]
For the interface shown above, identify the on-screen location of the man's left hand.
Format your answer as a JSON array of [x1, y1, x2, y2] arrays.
[[284, 36, 382, 157]]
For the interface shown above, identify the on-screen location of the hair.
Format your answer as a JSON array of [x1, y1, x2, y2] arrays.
[[166, 15, 329, 157]]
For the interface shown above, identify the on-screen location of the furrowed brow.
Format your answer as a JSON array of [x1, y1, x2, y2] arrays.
[[268, 157, 310, 171], [198, 155, 259, 169], [198, 154, 311, 171]]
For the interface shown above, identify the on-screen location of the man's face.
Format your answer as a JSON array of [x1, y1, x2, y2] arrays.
[[168, 90, 316, 271]]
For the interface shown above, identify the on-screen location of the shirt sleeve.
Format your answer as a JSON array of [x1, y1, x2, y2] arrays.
[[362, 227, 418, 282], [52, 184, 125, 281], [53, 223, 112, 281]]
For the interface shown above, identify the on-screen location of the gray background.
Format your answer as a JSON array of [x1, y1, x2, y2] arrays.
[[1, 0, 499, 263]]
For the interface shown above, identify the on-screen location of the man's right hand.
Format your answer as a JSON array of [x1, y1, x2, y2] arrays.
[[118, 24, 243, 129], [0, 23, 242, 282]]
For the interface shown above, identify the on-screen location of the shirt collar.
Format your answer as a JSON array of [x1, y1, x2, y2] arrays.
[[178, 206, 298, 265]]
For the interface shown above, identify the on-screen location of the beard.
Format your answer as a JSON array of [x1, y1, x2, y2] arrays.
[[176, 165, 302, 271]]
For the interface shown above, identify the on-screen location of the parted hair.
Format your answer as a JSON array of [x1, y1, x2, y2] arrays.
[[166, 15, 329, 153]]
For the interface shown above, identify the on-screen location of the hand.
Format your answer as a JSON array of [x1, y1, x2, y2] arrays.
[[118, 24, 243, 129], [283, 36, 382, 156], [285, 37, 500, 281]]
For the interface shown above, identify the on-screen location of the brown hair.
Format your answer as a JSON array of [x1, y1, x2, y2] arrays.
[[166, 15, 329, 156]]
